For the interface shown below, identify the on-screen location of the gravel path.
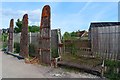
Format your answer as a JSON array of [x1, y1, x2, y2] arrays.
[[2, 51, 100, 78]]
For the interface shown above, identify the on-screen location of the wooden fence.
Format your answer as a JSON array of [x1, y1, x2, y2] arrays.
[[89, 23, 120, 61], [13, 29, 62, 58], [64, 39, 92, 57]]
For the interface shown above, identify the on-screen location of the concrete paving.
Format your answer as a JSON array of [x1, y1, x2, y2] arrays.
[[1, 50, 99, 78], [0, 49, 2, 79]]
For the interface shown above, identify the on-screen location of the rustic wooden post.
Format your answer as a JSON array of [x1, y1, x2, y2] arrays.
[[58, 29, 63, 57], [20, 14, 29, 58], [8, 19, 14, 52], [101, 60, 105, 77], [39, 5, 51, 64]]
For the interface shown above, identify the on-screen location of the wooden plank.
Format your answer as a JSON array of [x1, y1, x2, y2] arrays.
[[57, 61, 102, 76]]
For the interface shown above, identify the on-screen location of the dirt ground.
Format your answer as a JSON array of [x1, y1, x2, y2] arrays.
[[1, 50, 100, 78]]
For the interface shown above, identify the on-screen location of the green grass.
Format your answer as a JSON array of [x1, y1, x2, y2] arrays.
[[104, 72, 120, 80], [61, 53, 102, 66], [105, 60, 120, 68], [104, 60, 120, 80]]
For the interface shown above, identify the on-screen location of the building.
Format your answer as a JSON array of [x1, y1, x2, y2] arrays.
[[89, 22, 120, 60], [77, 30, 88, 37], [77, 30, 88, 40]]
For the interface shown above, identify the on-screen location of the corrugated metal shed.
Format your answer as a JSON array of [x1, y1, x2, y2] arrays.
[[89, 22, 120, 60]]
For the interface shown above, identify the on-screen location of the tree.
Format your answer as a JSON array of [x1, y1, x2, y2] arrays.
[[71, 31, 77, 37], [29, 25, 39, 32], [14, 19, 22, 33], [14, 19, 40, 33], [63, 32, 71, 40]]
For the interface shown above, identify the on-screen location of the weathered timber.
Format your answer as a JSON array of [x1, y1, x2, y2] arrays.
[[51, 29, 63, 58], [8, 19, 14, 52], [39, 5, 51, 64], [6, 52, 24, 60], [57, 29, 63, 56], [20, 14, 29, 58], [57, 61, 102, 76]]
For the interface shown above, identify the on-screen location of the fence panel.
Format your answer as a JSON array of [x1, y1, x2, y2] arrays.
[[91, 25, 120, 60], [14, 33, 21, 43], [64, 40, 92, 57]]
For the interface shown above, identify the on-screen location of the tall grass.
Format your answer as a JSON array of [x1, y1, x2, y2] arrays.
[[104, 60, 120, 80]]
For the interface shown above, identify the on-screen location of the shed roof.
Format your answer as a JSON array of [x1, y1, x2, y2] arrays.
[[90, 22, 120, 28], [89, 22, 120, 31]]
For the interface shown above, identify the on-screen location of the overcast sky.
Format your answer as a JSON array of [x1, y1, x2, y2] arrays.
[[1, 2, 118, 34]]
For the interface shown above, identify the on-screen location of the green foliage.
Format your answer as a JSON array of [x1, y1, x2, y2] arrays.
[[29, 25, 39, 32], [63, 32, 71, 40], [14, 19, 22, 33], [2, 33, 8, 42], [1, 33, 8, 49], [14, 19, 39, 33], [104, 72, 120, 80], [14, 43, 37, 56], [63, 31, 78, 40], [2, 42, 7, 49], [70, 43, 77, 55], [71, 31, 77, 37], [104, 60, 120, 80], [51, 48, 59, 58], [105, 60, 120, 68], [29, 44, 36, 57], [14, 42, 20, 53]]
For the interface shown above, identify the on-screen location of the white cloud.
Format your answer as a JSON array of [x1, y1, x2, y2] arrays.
[[2, 8, 42, 28], [1, 2, 117, 34], [51, 2, 117, 34], [78, 1, 92, 14]]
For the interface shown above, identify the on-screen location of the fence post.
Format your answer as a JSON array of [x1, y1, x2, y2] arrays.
[[101, 60, 104, 77], [30, 32, 31, 44], [39, 5, 51, 65], [8, 19, 14, 53], [20, 14, 29, 58]]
